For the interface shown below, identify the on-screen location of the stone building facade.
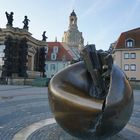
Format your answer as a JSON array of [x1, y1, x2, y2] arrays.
[[62, 10, 84, 60], [0, 27, 47, 78]]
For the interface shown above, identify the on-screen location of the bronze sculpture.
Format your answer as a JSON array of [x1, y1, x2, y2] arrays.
[[5, 11, 14, 27], [23, 16, 30, 30], [42, 31, 48, 41], [48, 44, 134, 139]]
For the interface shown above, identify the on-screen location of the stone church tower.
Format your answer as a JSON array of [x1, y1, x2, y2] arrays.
[[62, 10, 84, 52]]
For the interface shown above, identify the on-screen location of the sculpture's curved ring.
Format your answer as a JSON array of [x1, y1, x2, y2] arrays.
[[48, 61, 134, 139]]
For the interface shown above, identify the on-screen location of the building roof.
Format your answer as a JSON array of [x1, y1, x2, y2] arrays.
[[70, 10, 76, 17], [115, 27, 140, 49], [46, 42, 73, 61]]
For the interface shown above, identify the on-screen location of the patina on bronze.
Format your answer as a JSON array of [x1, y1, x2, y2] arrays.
[[81, 44, 112, 99], [48, 45, 134, 139]]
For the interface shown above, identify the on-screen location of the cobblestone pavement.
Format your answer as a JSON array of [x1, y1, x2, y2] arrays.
[[0, 85, 139, 140]]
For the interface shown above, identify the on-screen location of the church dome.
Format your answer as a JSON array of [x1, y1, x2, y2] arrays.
[[70, 10, 76, 16]]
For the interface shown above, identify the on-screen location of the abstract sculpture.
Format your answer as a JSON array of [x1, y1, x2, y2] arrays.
[[48, 44, 134, 139]]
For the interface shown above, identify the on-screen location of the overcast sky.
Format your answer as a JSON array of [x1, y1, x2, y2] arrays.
[[0, 0, 140, 50]]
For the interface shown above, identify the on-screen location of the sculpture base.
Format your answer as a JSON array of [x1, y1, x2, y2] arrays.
[[27, 123, 126, 140]]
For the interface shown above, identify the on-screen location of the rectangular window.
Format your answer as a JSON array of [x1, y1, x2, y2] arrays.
[[130, 77, 136, 80], [124, 53, 129, 59], [130, 64, 136, 71], [50, 64, 55, 71], [0, 45, 5, 51], [126, 39, 134, 48], [0, 52, 4, 58], [124, 64, 129, 71], [0, 45, 5, 66], [127, 41, 133, 47], [0, 58, 3, 65], [130, 53, 136, 59], [51, 53, 57, 60]]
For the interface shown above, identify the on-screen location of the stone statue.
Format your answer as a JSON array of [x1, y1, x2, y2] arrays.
[[5, 11, 14, 27], [42, 31, 47, 41], [48, 44, 134, 139], [23, 16, 30, 30]]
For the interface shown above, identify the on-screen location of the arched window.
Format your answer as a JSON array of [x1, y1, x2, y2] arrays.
[[126, 38, 134, 48]]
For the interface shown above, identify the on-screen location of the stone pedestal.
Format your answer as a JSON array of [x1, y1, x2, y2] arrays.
[[27, 123, 125, 140]]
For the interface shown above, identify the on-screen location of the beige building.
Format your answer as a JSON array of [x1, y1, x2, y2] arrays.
[[114, 28, 140, 80], [0, 26, 47, 78], [62, 10, 84, 60]]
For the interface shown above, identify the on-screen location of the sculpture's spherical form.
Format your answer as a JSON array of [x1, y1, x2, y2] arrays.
[[48, 62, 134, 139]]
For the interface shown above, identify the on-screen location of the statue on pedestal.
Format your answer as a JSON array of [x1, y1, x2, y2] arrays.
[[42, 31, 47, 41], [5, 11, 14, 27], [23, 16, 30, 30]]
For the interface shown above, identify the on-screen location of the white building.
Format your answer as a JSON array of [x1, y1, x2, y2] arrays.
[[45, 41, 73, 78]]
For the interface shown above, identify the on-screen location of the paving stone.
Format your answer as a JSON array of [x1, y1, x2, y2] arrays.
[[0, 86, 139, 140]]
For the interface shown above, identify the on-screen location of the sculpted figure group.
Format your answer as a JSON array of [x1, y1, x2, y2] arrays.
[[5, 11, 14, 26], [5, 11, 47, 41], [5, 11, 30, 30]]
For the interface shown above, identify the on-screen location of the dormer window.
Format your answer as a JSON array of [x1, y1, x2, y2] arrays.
[[126, 38, 134, 48], [53, 46, 58, 53]]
